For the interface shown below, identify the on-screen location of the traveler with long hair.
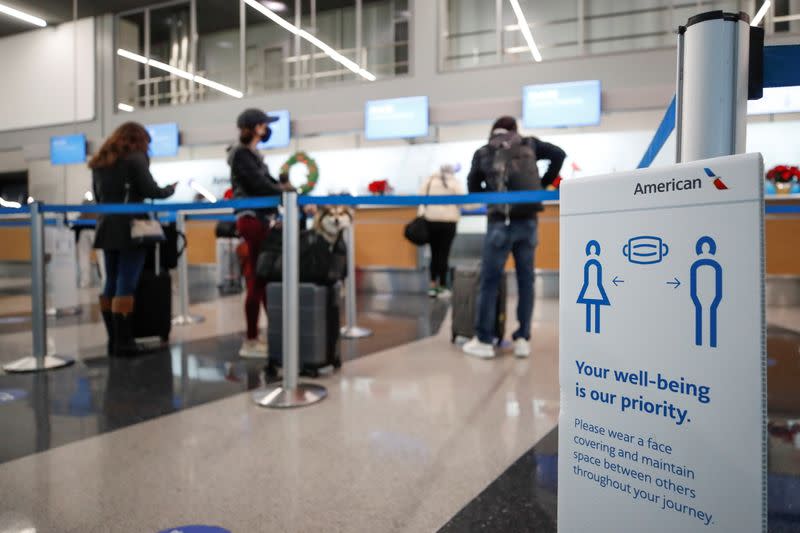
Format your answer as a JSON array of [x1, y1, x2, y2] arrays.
[[228, 109, 288, 358], [90, 122, 176, 356]]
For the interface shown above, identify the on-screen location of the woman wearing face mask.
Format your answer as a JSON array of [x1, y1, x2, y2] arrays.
[[228, 109, 289, 358]]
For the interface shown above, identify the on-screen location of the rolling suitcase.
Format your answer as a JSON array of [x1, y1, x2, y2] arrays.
[[450, 265, 506, 344], [266, 282, 342, 378], [132, 243, 172, 342], [216, 237, 242, 294]]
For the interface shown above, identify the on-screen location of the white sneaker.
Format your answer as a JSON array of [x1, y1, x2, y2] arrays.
[[463, 337, 495, 359], [239, 339, 267, 359], [513, 338, 530, 358], [437, 288, 452, 299]]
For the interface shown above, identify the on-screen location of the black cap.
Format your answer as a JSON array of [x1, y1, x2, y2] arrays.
[[236, 108, 279, 129]]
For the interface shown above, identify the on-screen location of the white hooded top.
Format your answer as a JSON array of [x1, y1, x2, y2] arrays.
[[418, 167, 465, 223]]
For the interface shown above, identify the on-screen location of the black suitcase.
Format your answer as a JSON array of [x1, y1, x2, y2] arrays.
[[266, 282, 342, 378], [132, 244, 172, 342], [450, 265, 506, 344]]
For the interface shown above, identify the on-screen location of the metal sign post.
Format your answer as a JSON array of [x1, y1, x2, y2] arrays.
[[3, 202, 73, 373], [340, 222, 372, 339], [171, 210, 205, 326], [253, 191, 327, 408]]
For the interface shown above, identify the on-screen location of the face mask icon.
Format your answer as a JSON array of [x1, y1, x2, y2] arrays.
[[623, 236, 669, 265]]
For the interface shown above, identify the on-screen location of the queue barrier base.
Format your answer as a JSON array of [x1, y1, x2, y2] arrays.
[[3, 354, 75, 373], [341, 326, 373, 339], [252, 383, 328, 409], [171, 314, 205, 326]]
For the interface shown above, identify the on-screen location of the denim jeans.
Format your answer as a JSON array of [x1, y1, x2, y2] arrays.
[[475, 218, 538, 344], [102, 249, 146, 299]]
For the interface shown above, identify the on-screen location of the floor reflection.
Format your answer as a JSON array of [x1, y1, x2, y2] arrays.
[[0, 294, 449, 465]]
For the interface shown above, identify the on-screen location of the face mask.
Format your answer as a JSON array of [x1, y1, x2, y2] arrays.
[[261, 127, 273, 143], [623, 236, 669, 265]]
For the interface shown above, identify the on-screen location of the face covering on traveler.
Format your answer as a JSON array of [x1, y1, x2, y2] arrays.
[[261, 127, 273, 143]]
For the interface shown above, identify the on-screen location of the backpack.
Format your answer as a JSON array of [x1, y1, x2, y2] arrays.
[[490, 133, 542, 194], [488, 132, 542, 218]]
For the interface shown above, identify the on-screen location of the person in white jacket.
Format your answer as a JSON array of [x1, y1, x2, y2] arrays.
[[419, 165, 465, 298]]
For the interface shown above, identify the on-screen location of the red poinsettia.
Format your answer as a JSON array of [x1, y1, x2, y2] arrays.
[[767, 165, 800, 183], [368, 179, 391, 194]]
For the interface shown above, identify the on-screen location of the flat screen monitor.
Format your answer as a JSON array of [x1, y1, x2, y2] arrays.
[[146, 122, 180, 158], [365, 96, 429, 140], [257, 109, 291, 150], [523, 80, 601, 129], [50, 134, 87, 165]]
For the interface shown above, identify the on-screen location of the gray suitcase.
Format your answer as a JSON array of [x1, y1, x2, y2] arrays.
[[266, 282, 342, 378], [450, 265, 506, 344]]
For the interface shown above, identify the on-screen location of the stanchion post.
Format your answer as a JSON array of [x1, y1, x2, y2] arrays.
[[253, 192, 327, 408], [341, 221, 372, 339], [172, 210, 204, 326], [3, 202, 73, 373]]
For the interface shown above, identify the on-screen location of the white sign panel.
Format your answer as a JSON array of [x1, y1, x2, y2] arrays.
[[558, 153, 765, 532]]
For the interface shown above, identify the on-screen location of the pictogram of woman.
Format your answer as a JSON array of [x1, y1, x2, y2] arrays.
[[577, 240, 610, 334], [690, 236, 722, 348]]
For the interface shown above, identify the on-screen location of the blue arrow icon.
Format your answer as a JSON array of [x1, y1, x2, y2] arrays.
[[612, 276, 624, 286], [667, 277, 681, 289]]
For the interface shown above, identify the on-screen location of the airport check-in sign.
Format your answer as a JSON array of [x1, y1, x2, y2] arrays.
[[558, 153, 766, 532]]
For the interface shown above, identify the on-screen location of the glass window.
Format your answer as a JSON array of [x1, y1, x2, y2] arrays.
[[501, 0, 578, 63], [312, 0, 358, 87], [246, 0, 297, 93], [362, 0, 410, 79], [116, 12, 145, 110], [444, 0, 498, 71], [149, 2, 192, 106], [196, 2, 243, 101]]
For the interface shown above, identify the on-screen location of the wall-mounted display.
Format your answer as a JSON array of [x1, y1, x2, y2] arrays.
[[50, 134, 87, 165], [523, 80, 601, 129], [365, 96, 429, 140], [257, 110, 291, 150], [146, 122, 180, 158]]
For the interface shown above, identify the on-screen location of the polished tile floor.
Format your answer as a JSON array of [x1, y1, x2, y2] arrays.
[[0, 276, 798, 532]]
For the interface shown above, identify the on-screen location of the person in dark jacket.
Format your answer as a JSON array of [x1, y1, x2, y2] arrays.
[[463, 116, 565, 360], [90, 122, 176, 357], [228, 108, 288, 358]]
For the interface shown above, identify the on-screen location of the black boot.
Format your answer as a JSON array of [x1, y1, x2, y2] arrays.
[[111, 296, 148, 357], [99, 296, 114, 355]]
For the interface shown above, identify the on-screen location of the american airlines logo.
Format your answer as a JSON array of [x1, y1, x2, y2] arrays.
[[633, 167, 728, 196]]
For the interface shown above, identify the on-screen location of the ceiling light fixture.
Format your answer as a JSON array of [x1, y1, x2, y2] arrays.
[[117, 48, 244, 98], [0, 2, 46, 28], [752, 0, 771, 26], [118, 103, 134, 112], [261, 1, 288, 12], [508, 0, 542, 62], [243, 0, 376, 81], [0, 197, 22, 209]]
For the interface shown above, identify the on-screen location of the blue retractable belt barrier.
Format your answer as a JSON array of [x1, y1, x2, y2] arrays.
[[299, 190, 559, 206], [765, 204, 800, 214], [638, 96, 676, 169], [42, 197, 281, 214], [0, 206, 30, 215], [764, 44, 800, 89], [638, 45, 800, 169]]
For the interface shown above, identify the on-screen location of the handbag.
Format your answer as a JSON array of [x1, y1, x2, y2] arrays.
[[125, 180, 165, 245], [403, 177, 433, 246]]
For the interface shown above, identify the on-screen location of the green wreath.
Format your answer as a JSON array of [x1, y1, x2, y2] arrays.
[[280, 151, 319, 194]]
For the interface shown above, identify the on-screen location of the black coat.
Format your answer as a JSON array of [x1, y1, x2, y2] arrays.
[[228, 144, 283, 220], [467, 135, 566, 221], [92, 152, 174, 251]]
